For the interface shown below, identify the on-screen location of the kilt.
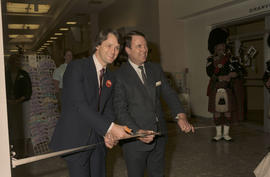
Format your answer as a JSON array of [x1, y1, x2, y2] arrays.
[[208, 81, 235, 113]]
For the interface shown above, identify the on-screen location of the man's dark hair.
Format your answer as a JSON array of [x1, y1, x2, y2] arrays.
[[92, 29, 121, 53], [124, 30, 147, 48]]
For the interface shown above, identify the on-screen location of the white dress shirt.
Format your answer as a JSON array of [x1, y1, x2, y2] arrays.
[[128, 59, 146, 84], [93, 54, 106, 88]]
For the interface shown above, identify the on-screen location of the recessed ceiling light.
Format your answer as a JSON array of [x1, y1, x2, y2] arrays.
[[47, 40, 53, 43], [9, 49, 18, 52], [8, 24, 40, 30], [66, 22, 77, 25], [59, 28, 69, 31], [44, 43, 50, 46], [9, 34, 19, 38], [7, 2, 50, 14], [50, 37, 58, 40], [8, 34, 34, 38], [54, 33, 63, 36], [24, 35, 34, 38]]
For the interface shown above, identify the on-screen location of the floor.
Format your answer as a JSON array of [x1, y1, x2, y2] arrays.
[[11, 118, 270, 177]]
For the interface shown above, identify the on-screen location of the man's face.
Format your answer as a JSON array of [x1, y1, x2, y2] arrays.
[[215, 43, 226, 57], [125, 35, 148, 65], [95, 33, 120, 66], [64, 51, 73, 63]]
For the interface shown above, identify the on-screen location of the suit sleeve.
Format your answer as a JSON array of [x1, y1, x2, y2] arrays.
[[103, 89, 116, 123], [113, 76, 141, 132], [62, 61, 112, 137], [158, 65, 185, 117]]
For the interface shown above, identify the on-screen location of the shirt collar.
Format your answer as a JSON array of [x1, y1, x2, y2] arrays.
[[93, 54, 106, 72], [128, 59, 144, 71]]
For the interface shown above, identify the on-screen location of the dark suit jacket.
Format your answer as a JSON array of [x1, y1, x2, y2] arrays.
[[50, 57, 115, 155], [113, 61, 184, 151], [5, 69, 32, 101]]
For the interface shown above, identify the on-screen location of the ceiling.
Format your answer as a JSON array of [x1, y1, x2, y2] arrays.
[[1, 0, 114, 55]]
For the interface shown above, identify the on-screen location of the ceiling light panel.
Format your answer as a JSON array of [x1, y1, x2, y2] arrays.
[[54, 33, 63, 36], [8, 24, 40, 30], [7, 2, 50, 14], [9, 49, 18, 52], [59, 28, 69, 31], [9, 34, 34, 38], [8, 34, 19, 38], [66, 22, 77, 25]]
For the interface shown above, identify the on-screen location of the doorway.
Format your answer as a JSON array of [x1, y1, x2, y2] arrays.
[[227, 19, 265, 125]]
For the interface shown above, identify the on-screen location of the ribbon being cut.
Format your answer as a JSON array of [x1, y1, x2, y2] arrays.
[[11, 127, 161, 168], [11, 124, 216, 168]]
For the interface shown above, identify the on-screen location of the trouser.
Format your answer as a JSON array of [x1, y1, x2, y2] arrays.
[[122, 138, 166, 177], [65, 143, 106, 177]]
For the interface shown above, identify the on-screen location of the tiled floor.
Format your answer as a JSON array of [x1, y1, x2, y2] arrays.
[[12, 118, 270, 177]]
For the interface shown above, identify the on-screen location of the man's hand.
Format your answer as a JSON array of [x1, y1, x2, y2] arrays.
[[137, 129, 155, 143], [104, 123, 131, 148], [104, 133, 118, 149], [177, 113, 195, 133]]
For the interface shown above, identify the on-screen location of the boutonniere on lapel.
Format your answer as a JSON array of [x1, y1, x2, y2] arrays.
[[106, 80, 112, 88], [18, 75, 24, 79]]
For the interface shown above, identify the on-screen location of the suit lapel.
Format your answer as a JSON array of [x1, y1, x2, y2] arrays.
[[86, 57, 99, 96], [126, 62, 149, 97], [144, 63, 156, 106], [99, 69, 113, 111]]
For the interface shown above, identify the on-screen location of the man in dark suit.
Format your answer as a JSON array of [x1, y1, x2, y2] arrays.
[[50, 29, 130, 177], [113, 31, 194, 177]]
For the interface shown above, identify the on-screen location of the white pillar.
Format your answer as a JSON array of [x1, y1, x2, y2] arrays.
[[0, 1, 12, 176], [263, 16, 270, 133]]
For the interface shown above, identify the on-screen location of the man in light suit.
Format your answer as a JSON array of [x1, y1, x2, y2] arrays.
[[50, 29, 130, 177], [113, 31, 194, 177]]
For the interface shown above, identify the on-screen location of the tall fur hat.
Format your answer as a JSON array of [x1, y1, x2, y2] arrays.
[[208, 28, 229, 54]]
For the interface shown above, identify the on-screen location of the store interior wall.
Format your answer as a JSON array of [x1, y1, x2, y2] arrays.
[[99, 0, 160, 63], [183, 0, 270, 120]]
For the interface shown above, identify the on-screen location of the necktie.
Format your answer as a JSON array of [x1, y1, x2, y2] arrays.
[[99, 68, 105, 95], [98, 68, 105, 111], [138, 65, 147, 85]]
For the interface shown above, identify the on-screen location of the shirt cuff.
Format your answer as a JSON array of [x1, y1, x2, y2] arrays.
[[107, 122, 114, 133], [175, 113, 187, 120]]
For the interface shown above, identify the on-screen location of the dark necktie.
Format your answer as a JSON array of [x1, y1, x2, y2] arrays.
[[99, 68, 105, 95], [98, 68, 105, 111], [138, 65, 147, 85]]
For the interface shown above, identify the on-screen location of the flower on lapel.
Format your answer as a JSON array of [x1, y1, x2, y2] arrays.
[[19, 75, 24, 79], [106, 80, 112, 88]]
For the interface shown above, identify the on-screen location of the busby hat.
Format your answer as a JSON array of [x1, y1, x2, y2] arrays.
[[208, 28, 228, 54]]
